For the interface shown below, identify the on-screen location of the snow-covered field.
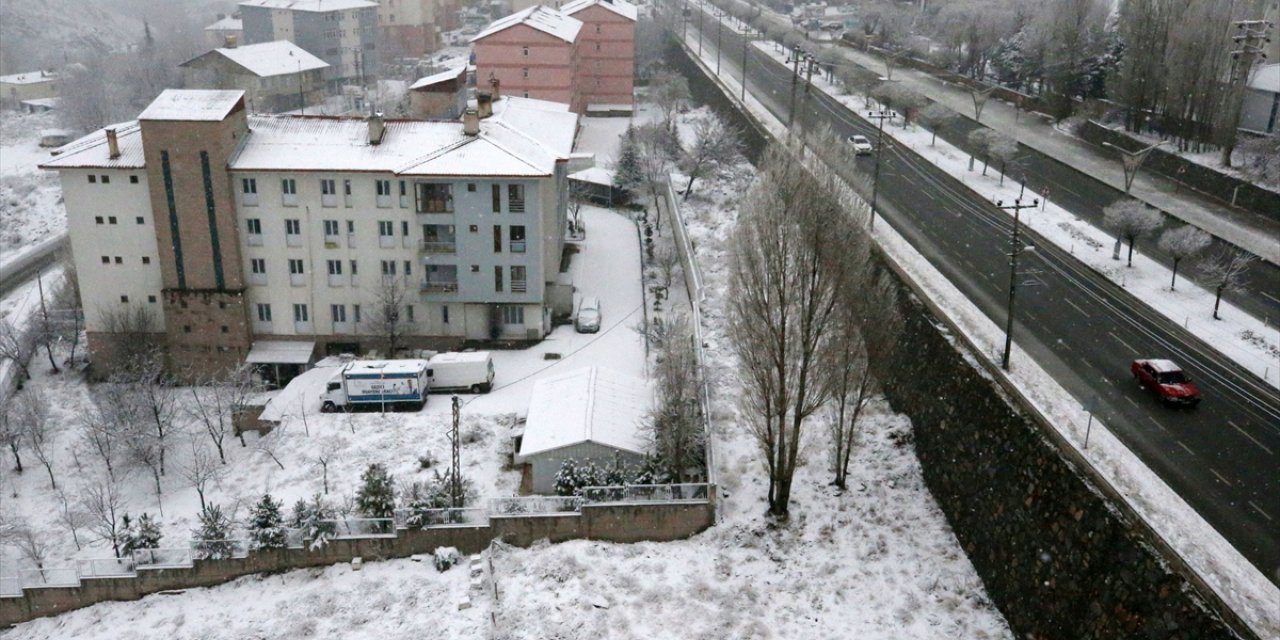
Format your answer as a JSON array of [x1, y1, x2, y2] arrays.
[[0, 110, 67, 269]]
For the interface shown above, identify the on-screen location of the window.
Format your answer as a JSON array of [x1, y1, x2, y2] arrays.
[[405, 305, 414, 322], [470, 265, 480, 273], [343, 179, 352, 206], [376, 179, 392, 207], [347, 220, 355, 234], [469, 224, 478, 233], [136, 216, 145, 225], [108, 216, 117, 224], [381, 260, 396, 275], [285, 219, 301, 235], [331, 304, 347, 323], [521, 67, 529, 78], [467, 183, 476, 192], [120, 295, 129, 303], [522, 46, 529, 56], [596, 24, 601, 33], [183, 325, 191, 333], [510, 225, 526, 253], [282, 178, 298, 205], [251, 258, 266, 274], [321, 179, 336, 195], [148, 295, 156, 303], [494, 265, 503, 292], [442, 305, 449, 324], [289, 259, 305, 275], [247, 218, 262, 235], [114, 256, 123, 264], [350, 259, 358, 275], [596, 42, 601, 52], [257, 304, 272, 322], [293, 303, 309, 322], [88, 175, 96, 183], [101, 175, 110, 184], [95, 216, 104, 224], [511, 266, 527, 292], [401, 221, 409, 237], [493, 225, 502, 253], [415, 183, 453, 213], [378, 221, 393, 237], [508, 184, 525, 213], [101, 256, 109, 264], [130, 175, 139, 184], [502, 305, 524, 324], [353, 304, 361, 322], [323, 219, 340, 237], [221, 325, 229, 333], [403, 260, 411, 276], [327, 259, 343, 275], [492, 184, 501, 212], [399, 180, 408, 207], [241, 178, 258, 205], [142, 256, 151, 265]]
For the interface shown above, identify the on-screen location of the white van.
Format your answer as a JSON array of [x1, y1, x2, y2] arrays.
[[427, 351, 495, 393]]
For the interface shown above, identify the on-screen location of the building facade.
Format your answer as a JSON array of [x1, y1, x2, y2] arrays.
[[561, 0, 636, 110], [43, 90, 579, 378], [0, 71, 58, 109], [239, 0, 380, 89], [408, 65, 469, 118], [180, 41, 330, 114], [374, 0, 462, 57], [471, 6, 584, 112]]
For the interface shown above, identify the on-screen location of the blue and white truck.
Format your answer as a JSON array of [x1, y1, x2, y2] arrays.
[[319, 360, 430, 412]]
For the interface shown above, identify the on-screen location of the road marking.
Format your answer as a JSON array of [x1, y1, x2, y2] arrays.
[[1228, 421, 1273, 456], [1249, 501, 1273, 522], [1107, 331, 1139, 355], [1209, 468, 1231, 486], [1176, 440, 1195, 456], [1124, 396, 1140, 410], [1063, 297, 1091, 318], [1147, 417, 1168, 433]]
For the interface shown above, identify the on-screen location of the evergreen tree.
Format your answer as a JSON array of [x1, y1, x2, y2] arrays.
[[247, 493, 287, 551], [120, 513, 160, 557], [192, 504, 235, 560], [293, 494, 337, 551], [356, 463, 396, 533], [614, 125, 643, 194]]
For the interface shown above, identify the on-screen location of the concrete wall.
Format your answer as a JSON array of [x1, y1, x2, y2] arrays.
[[0, 498, 715, 627]]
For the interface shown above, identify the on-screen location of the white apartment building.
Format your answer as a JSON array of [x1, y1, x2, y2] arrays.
[[42, 89, 578, 378]]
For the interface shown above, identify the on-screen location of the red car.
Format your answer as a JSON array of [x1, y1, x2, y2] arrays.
[[1131, 359, 1201, 407]]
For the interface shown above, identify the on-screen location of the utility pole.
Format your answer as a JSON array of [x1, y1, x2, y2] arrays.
[[786, 46, 803, 128], [797, 52, 818, 134], [996, 196, 1039, 370], [450, 395, 462, 508], [1221, 18, 1272, 166], [864, 109, 897, 228], [297, 59, 305, 115], [698, 2, 704, 57], [716, 8, 723, 75], [741, 31, 749, 102]]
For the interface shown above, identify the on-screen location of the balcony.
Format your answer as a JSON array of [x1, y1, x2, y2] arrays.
[[376, 194, 392, 208], [511, 278, 527, 293], [418, 240, 457, 254], [289, 273, 306, 287], [249, 272, 267, 286], [283, 193, 298, 207], [286, 234, 303, 248], [321, 194, 337, 208], [378, 235, 395, 249], [327, 273, 346, 287], [247, 234, 264, 247], [241, 193, 259, 207], [510, 240, 526, 253], [420, 279, 459, 293], [324, 234, 341, 247]]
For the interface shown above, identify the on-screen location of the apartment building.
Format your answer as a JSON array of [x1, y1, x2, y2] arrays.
[[42, 89, 579, 379], [374, 0, 462, 56], [239, 0, 380, 89], [561, 0, 636, 110], [471, 5, 584, 112]]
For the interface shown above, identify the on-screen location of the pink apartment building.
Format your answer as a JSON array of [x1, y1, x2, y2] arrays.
[[472, 6, 584, 112], [561, 0, 636, 110]]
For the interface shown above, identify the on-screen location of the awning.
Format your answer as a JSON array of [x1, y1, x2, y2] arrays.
[[245, 340, 315, 365]]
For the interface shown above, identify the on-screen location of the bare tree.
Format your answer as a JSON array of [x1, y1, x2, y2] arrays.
[[123, 353, 181, 478], [653, 241, 682, 291], [1158, 226, 1212, 290], [80, 393, 133, 483], [55, 486, 89, 550], [645, 314, 705, 481], [986, 132, 1019, 185], [1198, 249, 1256, 320], [94, 304, 161, 375], [0, 405, 22, 473], [80, 476, 128, 558], [1, 521, 50, 573], [649, 70, 691, 127], [256, 423, 290, 471], [52, 253, 84, 367], [678, 114, 744, 200], [1103, 198, 1163, 267], [189, 364, 259, 464], [918, 103, 955, 146], [311, 435, 346, 495], [727, 144, 863, 519], [364, 276, 411, 357], [33, 273, 61, 374], [968, 128, 995, 174], [179, 440, 225, 512], [15, 389, 59, 489], [0, 319, 33, 382], [634, 123, 678, 232], [1236, 135, 1280, 186]]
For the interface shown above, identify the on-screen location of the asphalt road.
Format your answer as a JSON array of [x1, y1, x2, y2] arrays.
[[688, 15, 1280, 584]]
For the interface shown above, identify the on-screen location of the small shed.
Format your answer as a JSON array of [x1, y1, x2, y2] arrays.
[[246, 340, 316, 388], [409, 65, 469, 119], [517, 367, 650, 494], [1240, 63, 1279, 134]]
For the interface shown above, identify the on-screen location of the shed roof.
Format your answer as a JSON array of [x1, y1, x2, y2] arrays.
[[472, 5, 582, 44], [1248, 64, 1279, 93], [561, 0, 637, 22], [139, 89, 244, 121], [519, 367, 650, 458], [246, 340, 316, 364], [183, 41, 328, 78], [410, 65, 468, 90], [39, 121, 147, 170], [0, 71, 57, 85]]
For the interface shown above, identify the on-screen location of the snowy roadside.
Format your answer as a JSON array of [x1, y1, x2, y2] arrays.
[[679, 28, 1280, 639]]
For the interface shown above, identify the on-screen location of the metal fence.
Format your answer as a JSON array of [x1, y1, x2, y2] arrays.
[[77, 557, 136, 579], [580, 483, 712, 504], [489, 496, 581, 515], [190, 539, 249, 561], [328, 518, 396, 538], [19, 568, 79, 589], [133, 547, 193, 568], [394, 508, 489, 529]]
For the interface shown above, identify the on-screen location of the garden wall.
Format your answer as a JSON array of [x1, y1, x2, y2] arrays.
[[0, 498, 715, 627]]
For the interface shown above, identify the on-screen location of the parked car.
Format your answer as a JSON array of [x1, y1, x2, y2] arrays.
[[1131, 359, 1201, 407], [575, 297, 601, 333], [847, 134, 874, 155]]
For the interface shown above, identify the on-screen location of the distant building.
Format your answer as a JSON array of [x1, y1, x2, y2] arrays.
[[471, 6, 583, 112], [180, 41, 329, 114], [239, 0, 381, 90], [1240, 64, 1279, 135], [408, 65, 469, 118], [561, 0, 636, 111], [373, 0, 462, 57], [204, 13, 244, 49], [0, 70, 58, 110], [41, 89, 579, 379]]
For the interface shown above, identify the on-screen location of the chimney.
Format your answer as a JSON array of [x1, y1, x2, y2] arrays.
[[368, 112, 386, 145], [216, 12, 226, 20], [477, 91, 493, 118], [105, 128, 121, 159], [489, 76, 500, 100], [224, 34, 238, 48], [463, 108, 480, 136]]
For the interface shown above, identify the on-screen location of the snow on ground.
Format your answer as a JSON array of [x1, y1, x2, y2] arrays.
[[0, 110, 67, 269]]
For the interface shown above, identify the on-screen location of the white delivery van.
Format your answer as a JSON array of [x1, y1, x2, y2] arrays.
[[320, 360, 430, 412], [426, 351, 495, 393]]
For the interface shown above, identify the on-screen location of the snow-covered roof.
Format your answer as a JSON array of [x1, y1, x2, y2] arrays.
[[205, 16, 243, 31], [472, 6, 582, 44], [239, 0, 377, 12], [1247, 64, 1279, 94], [428, 351, 491, 365], [569, 166, 614, 186], [246, 340, 316, 364], [39, 121, 147, 170], [230, 95, 575, 177], [185, 41, 329, 78], [0, 71, 56, 85], [519, 367, 650, 458], [561, 0, 638, 22], [344, 360, 429, 376], [1142, 359, 1183, 373], [139, 89, 244, 121], [409, 66, 467, 90]]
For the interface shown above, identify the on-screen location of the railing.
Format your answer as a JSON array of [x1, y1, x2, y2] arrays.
[[133, 547, 193, 568], [394, 507, 489, 529], [20, 568, 80, 589], [77, 557, 136, 578], [511, 279, 528, 293], [489, 496, 581, 515], [285, 528, 307, 549], [509, 240, 526, 253], [580, 483, 712, 504], [418, 240, 457, 254], [420, 280, 459, 293], [327, 518, 396, 538], [190, 539, 249, 560]]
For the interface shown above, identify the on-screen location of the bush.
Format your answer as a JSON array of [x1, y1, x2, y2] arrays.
[[120, 513, 161, 556]]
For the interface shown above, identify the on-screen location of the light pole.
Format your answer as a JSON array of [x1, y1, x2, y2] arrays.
[[996, 196, 1039, 370], [741, 28, 749, 102], [864, 109, 897, 228], [698, 2, 704, 57], [716, 8, 723, 75]]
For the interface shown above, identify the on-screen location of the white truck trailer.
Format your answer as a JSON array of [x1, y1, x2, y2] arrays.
[[319, 360, 430, 412], [426, 351, 495, 393]]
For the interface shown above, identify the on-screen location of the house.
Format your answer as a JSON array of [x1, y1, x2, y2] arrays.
[[204, 13, 245, 49], [1240, 63, 1279, 135], [40, 89, 579, 380], [180, 41, 329, 114], [238, 0, 381, 90], [560, 0, 636, 112], [517, 367, 651, 494], [1, 70, 58, 110], [408, 65, 469, 119], [471, 5, 584, 112], [373, 0, 462, 57]]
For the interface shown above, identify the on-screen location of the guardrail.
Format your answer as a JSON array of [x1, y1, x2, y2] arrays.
[[581, 483, 712, 504], [19, 568, 79, 589], [133, 547, 193, 568], [190, 539, 250, 560], [328, 518, 396, 538], [77, 557, 135, 579], [489, 496, 581, 515], [395, 508, 489, 528]]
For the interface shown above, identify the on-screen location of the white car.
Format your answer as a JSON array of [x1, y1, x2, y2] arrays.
[[847, 134, 874, 155], [575, 297, 601, 333]]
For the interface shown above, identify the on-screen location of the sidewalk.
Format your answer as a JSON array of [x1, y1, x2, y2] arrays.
[[827, 44, 1280, 266]]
